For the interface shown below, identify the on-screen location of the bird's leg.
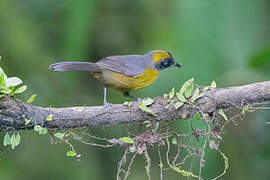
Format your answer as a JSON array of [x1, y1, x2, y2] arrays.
[[103, 87, 112, 107], [123, 92, 142, 102]]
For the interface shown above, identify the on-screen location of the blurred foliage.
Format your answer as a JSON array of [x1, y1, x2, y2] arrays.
[[249, 48, 270, 71], [0, 0, 270, 179]]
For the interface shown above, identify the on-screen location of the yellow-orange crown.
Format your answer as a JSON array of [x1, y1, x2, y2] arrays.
[[152, 50, 172, 63]]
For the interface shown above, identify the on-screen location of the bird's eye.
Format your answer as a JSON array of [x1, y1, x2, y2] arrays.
[[155, 58, 173, 70], [162, 60, 170, 67]]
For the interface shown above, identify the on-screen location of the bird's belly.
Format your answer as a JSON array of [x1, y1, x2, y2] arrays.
[[92, 67, 159, 92]]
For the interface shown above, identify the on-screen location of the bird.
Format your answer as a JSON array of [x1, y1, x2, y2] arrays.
[[48, 50, 181, 106]]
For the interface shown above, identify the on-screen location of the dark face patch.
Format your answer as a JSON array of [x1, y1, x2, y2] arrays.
[[154, 57, 174, 70]]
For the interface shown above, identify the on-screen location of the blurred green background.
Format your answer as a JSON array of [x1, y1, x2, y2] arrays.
[[0, 0, 270, 179]]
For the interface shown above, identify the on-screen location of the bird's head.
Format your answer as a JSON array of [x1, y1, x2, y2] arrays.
[[150, 50, 181, 71]]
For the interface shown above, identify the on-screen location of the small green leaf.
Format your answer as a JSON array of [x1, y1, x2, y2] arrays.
[[0, 66, 4, 74], [34, 125, 42, 132], [39, 128, 48, 135], [169, 87, 175, 99], [184, 83, 194, 98], [174, 102, 184, 109], [123, 101, 133, 107], [76, 154, 81, 158], [176, 92, 186, 102], [54, 133, 65, 140], [14, 85, 27, 94], [152, 122, 159, 132], [218, 109, 228, 121], [24, 119, 30, 125], [142, 98, 154, 106], [46, 114, 53, 121], [145, 166, 150, 173], [1, 88, 12, 94], [33, 125, 47, 135], [193, 87, 200, 96], [10, 134, 16, 149], [14, 133, 20, 146], [120, 137, 135, 144], [190, 88, 204, 103], [66, 150, 76, 157], [211, 81, 216, 88], [202, 86, 210, 91], [10, 134, 20, 150], [179, 78, 194, 94], [193, 112, 201, 120], [190, 87, 199, 101], [172, 138, 177, 144], [129, 145, 136, 153], [144, 120, 151, 127], [242, 105, 249, 114], [6, 77, 23, 87], [163, 93, 168, 99], [139, 101, 156, 116], [26, 94, 37, 103], [0, 73, 5, 87], [159, 161, 163, 169], [3, 133, 11, 146], [191, 94, 204, 103], [144, 120, 150, 124], [123, 101, 129, 106], [128, 102, 133, 107], [146, 123, 151, 128], [0, 66, 7, 85]]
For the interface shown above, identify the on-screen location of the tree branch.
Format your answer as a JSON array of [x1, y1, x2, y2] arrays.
[[0, 81, 269, 131]]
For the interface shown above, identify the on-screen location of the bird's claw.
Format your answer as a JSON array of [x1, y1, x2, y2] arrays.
[[104, 102, 112, 108]]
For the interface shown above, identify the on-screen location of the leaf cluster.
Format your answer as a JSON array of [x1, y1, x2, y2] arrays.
[[3, 133, 21, 149], [164, 78, 206, 110], [0, 66, 27, 97]]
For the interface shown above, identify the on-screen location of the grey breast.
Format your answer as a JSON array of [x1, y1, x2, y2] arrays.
[[96, 52, 154, 77]]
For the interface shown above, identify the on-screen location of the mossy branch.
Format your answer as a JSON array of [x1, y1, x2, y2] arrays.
[[0, 81, 269, 131]]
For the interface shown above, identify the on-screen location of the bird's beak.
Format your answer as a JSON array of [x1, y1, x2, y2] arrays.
[[173, 61, 181, 68]]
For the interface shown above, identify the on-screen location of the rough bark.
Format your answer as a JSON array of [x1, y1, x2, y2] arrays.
[[0, 81, 269, 131]]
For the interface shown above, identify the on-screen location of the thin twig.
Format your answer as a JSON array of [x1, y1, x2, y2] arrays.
[[144, 149, 152, 180], [117, 149, 128, 180], [70, 132, 115, 148], [123, 152, 137, 180], [158, 146, 163, 180]]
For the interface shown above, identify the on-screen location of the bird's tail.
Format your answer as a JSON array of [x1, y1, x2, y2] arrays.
[[48, 62, 100, 72]]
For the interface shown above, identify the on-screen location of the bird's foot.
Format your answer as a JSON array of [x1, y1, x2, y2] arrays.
[[104, 101, 112, 108]]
